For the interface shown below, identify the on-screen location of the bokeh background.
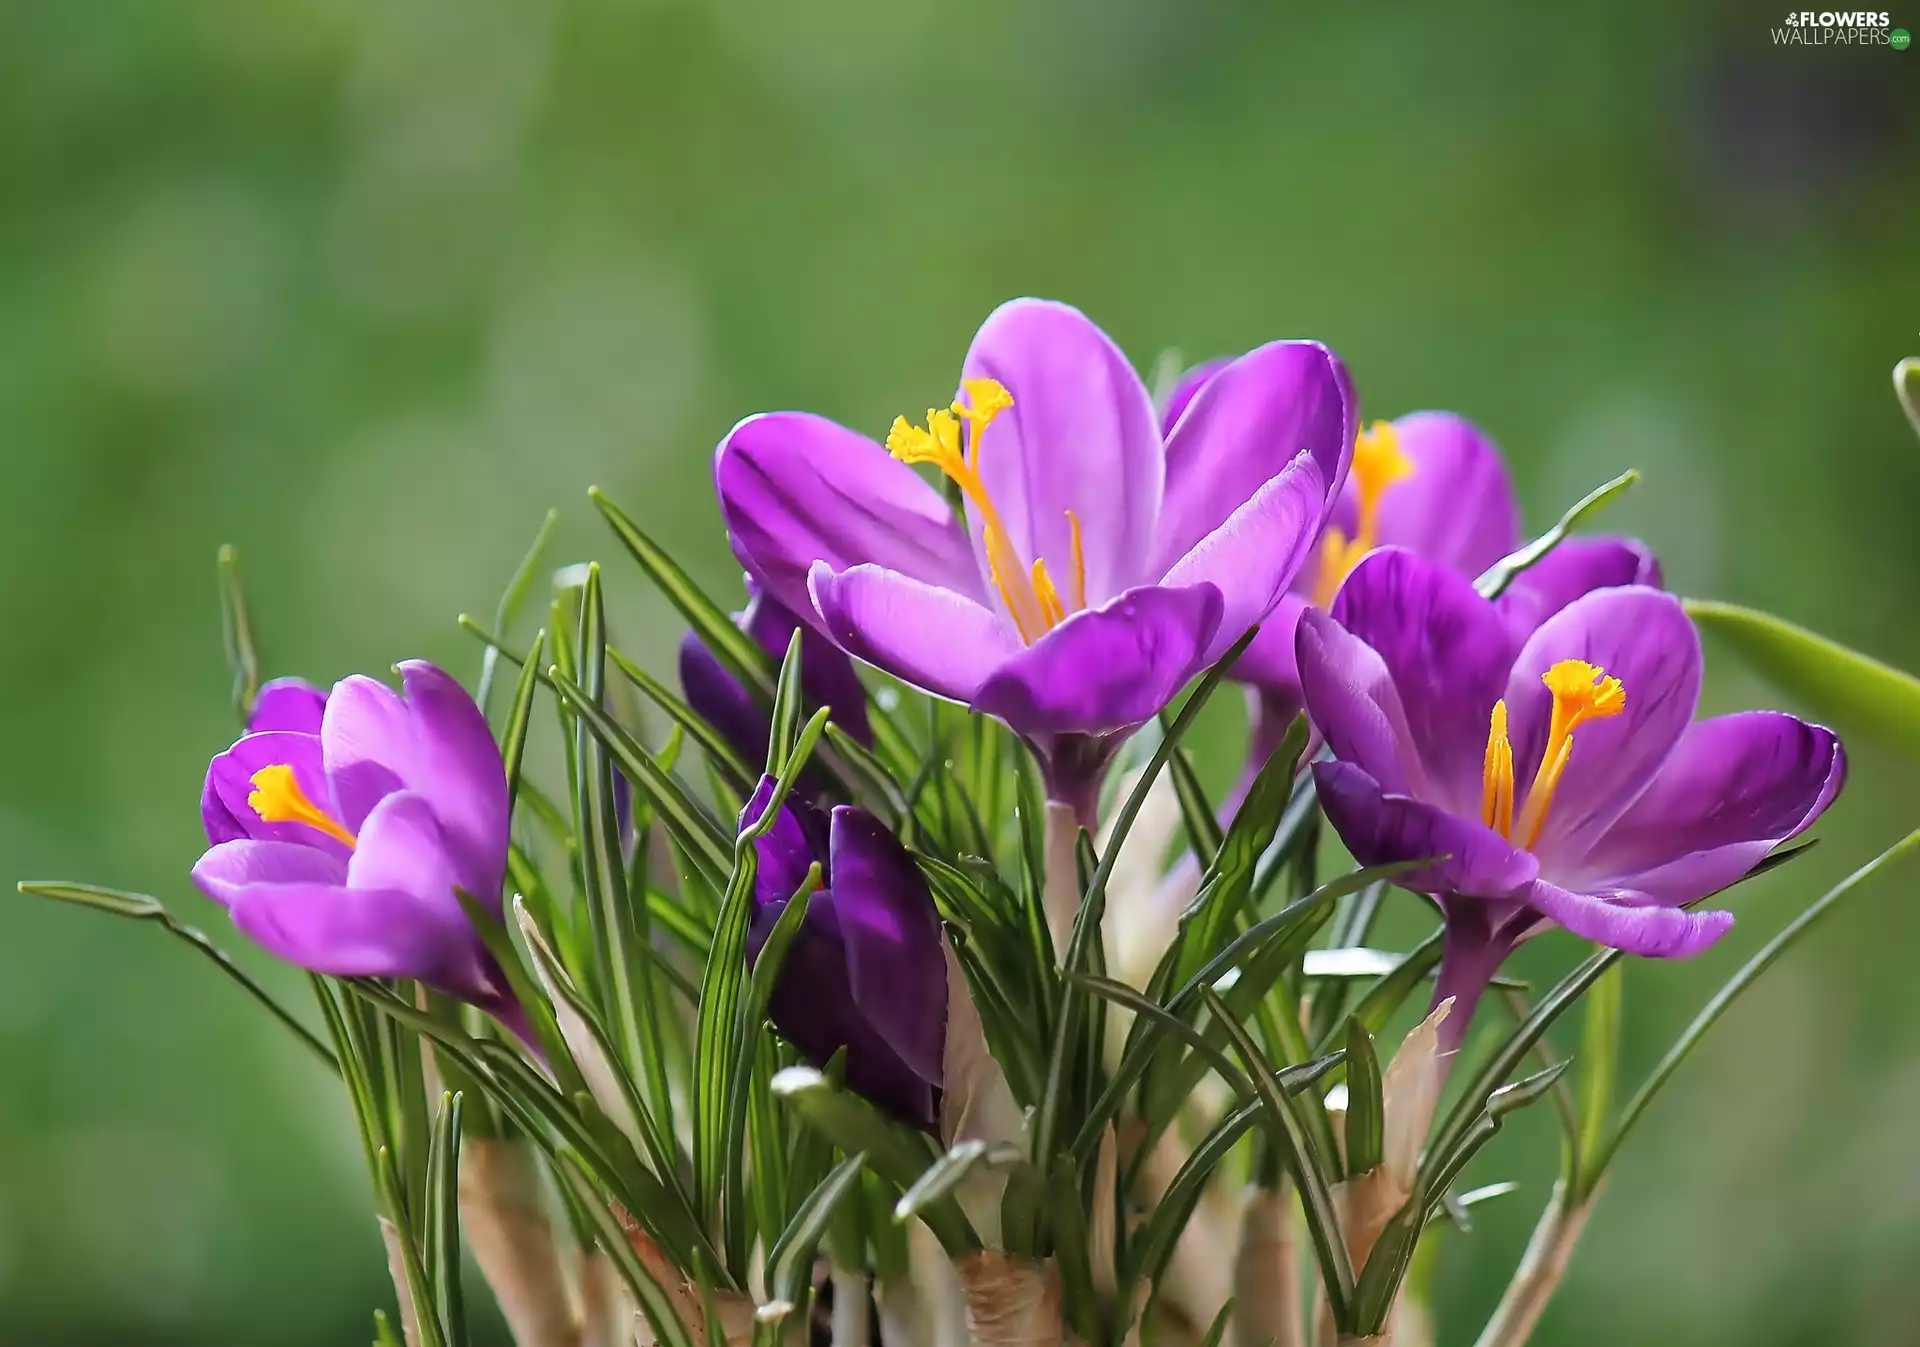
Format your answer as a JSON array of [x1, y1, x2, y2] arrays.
[[1, 0, 1915, 1342]]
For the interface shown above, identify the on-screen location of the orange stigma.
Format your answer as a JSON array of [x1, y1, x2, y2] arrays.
[[249, 764, 357, 848], [1481, 660, 1627, 851], [1312, 421, 1415, 607], [887, 378, 1090, 645]]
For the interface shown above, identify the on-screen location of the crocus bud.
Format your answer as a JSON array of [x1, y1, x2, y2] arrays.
[[679, 584, 872, 772], [743, 776, 946, 1128]]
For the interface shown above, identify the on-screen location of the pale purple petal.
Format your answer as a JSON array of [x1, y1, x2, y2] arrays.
[[1372, 412, 1520, 575], [1159, 357, 1230, 436], [810, 563, 1021, 704], [193, 839, 349, 908], [322, 674, 414, 833], [1294, 606, 1424, 797], [716, 411, 985, 621], [972, 583, 1223, 739], [1523, 879, 1733, 958], [1503, 587, 1702, 871], [201, 731, 349, 858], [1496, 537, 1663, 639], [1155, 340, 1355, 576], [742, 776, 827, 910], [1160, 450, 1326, 664], [228, 880, 491, 989], [829, 805, 947, 1085], [960, 299, 1164, 605], [346, 790, 465, 918], [396, 662, 509, 905], [1328, 549, 1518, 817], [248, 678, 328, 735], [1573, 712, 1844, 902], [1313, 761, 1539, 898]]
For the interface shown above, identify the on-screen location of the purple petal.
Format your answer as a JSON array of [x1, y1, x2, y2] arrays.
[[346, 790, 464, 917], [716, 411, 985, 623], [1503, 587, 1702, 871], [193, 839, 349, 908], [1523, 879, 1733, 958], [972, 582, 1223, 739], [1232, 592, 1311, 705], [1160, 450, 1327, 665], [961, 298, 1164, 605], [810, 563, 1021, 704], [396, 662, 509, 906], [1294, 606, 1423, 797], [757, 893, 937, 1128], [1313, 761, 1539, 899], [321, 674, 413, 833], [829, 805, 947, 1086], [680, 628, 775, 770], [1155, 340, 1355, 577], [1328, 549, 1518, 817], [1496, 537, 1664, 639], [742, 776, 828, 910], [229, 878, 493, 991], [248, 678, 328, 735], [1572, 712, 1845, 903], [201, 730, 349, 858], [1159, 357, 1231, 437], [1371, 412, 1520, 576]]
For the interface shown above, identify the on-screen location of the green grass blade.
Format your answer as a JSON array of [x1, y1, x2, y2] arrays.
[[1344, 1017, 1384, 1175], [1475, 470, 1638, 601], [217, 544, 263, 720], [477, 508, 559, 714]]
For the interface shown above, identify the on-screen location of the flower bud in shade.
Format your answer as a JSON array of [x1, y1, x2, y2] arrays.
[[1297, 548, 1845, 1049], [677, 582, 872, 771], [192, 661, 522, 1029], [742, 776, 947, 1129], [715, 298, 1355, 826]]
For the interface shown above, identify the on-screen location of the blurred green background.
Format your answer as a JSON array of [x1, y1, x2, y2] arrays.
[[1, 0, 1915, 1342]]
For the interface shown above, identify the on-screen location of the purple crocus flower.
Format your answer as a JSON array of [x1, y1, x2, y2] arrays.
[[715, 298, 1355, 824], [1298, 548, 1845, 1047], [193, 661, 520, 1025], [742, 776, 947, 1128], [678, 582, 872, 771]]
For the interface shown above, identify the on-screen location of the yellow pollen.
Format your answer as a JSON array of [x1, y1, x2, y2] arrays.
[[248, 764, 357, 848], [887, 378, 1088, 646], [1481, 699, 1514, 837], [1311, 420, 1417, 608], [1480, 659, 1629, 851]]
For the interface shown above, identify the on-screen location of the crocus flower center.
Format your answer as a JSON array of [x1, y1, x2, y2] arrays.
[[1312, 421, 1415, 608], [886, 377, 1088, 645], [1481, 659, 1627, 850], [249, 764, 358, 848]]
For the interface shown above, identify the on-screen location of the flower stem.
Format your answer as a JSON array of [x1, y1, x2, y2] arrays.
[[832, 1267, 872, 1347], [953, 1253, 1064, 1347], [1431, 905, 1514, 1056], [1042, 802, 1082, 965], [1235, 1182, 1302, 1347], [1472, 1181, 1595, 1347]]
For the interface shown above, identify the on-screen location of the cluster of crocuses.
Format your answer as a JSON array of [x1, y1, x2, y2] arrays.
[[193, 297, 1843, 1126]]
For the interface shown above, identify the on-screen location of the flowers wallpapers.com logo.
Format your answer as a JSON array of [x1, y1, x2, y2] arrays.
[[1774, 9, 1907, 42]]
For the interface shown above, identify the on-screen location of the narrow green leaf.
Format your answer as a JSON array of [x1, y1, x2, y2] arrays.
[[1165, 739, 1224, 861], [1201, 986, 1354, 1327], [770, 1066, 974, 1253], [1194, 1300, 1235, 1347], [477, 508, 559, 714], [893, 1140, 1022, 1223], [1344, 1018, 1384, 1176], [767, 629, 805, 778], [1475, 470, 1638, 601], [423, 1092, 467, 1347], [592, 487, 775, 701], [216, 544, 262, 720], [763, 1153, 868, 1316], [1323, 926, 1446, 1053], [607, 646, 756, 797], [19, 882, 337, 1072], [500, 630, 547, 820], [373, 1145, 448, 1347], [1686, 599, 1920, 758], [1587, 828, 1920, 1187], [1575, 962, 1622, 1181], [1121, 1101, 1260, 1303]]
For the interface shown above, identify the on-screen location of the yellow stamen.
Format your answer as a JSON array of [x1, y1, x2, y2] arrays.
[[1311, 420, 1417, 607], [248, 764, 357, 848], [889, 378, 1091, 646], [1500, 659, 1628, 850], [1481, 699, 1514, 837], [1065, 508, 1088, 613]]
